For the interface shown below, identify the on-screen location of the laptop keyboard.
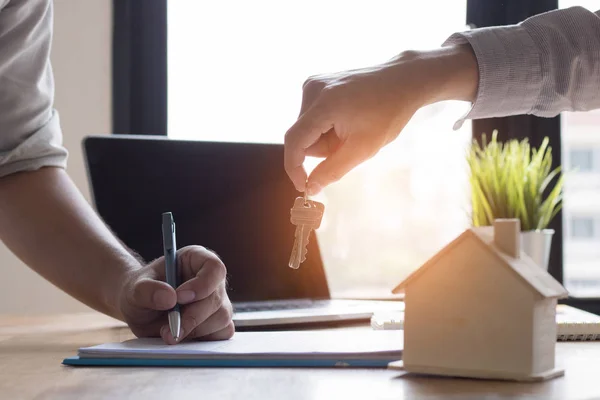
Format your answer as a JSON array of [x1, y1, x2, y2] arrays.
[[233, 299, 331, 313]]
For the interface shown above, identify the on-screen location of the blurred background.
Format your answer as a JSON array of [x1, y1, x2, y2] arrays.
[[167, 0, 473, 299], [1, 0, 599, 314]]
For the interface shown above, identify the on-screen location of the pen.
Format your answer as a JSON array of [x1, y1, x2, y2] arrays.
[[162, 212, 181, 341]]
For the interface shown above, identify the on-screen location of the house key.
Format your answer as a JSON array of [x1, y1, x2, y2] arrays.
[[289, 193, 324, 269]]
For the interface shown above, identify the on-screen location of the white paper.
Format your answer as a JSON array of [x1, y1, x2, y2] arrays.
[[79, 330, 403, 358]]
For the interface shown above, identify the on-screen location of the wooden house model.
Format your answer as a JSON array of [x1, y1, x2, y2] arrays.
[[390, 218, 568, 381]]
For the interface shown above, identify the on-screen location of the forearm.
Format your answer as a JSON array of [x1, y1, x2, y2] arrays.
[[0, 167, 142, 319]]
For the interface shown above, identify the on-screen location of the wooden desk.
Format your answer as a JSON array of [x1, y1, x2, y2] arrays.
[[0, 313, 598, 400]]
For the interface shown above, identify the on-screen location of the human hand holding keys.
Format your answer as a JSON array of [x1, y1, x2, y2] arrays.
[[289, 192, 324, 269]]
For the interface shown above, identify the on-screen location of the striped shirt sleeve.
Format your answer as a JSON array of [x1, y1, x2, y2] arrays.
[[443, 6, 600, 130]]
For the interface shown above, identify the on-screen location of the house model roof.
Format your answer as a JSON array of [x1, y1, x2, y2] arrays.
[[392, 224, 568, 299]]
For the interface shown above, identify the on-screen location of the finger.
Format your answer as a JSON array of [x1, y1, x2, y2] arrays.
[[161, 289, 226, 344], [196, 322, 235, 341], [304, 128, 341, 158], [160, 324, 177, 345], [284, 105, 334, 192], [131, 318, 167, 339], [186, 302, 234, 340], [307, 138, 373, 195], [162, 322, 235, 344], [175, 247, 227, 304], [130, 278, 177, 311]]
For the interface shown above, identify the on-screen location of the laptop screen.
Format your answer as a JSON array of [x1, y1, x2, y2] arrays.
[[83, 136, 330, 302]]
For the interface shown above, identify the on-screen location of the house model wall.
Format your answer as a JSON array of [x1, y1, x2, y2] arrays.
[[391, 219, 568, 381]]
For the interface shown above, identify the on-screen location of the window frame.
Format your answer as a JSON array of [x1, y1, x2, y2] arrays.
[[112, 0, 167, 136], [112, 0, 600, 314]]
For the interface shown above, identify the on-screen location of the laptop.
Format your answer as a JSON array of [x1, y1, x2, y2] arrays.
[[82, 135, 403, 328]]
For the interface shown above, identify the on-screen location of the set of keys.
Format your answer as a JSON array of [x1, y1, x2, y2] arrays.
[[288, 190, 325, 269]]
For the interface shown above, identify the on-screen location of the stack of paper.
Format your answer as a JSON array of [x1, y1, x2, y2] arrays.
[[63, 330, 403, 368]]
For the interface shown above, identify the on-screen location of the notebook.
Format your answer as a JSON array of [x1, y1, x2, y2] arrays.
[[63, 330, 403, 368], [371, 304, 600, 341], [555, 304, 600, 341]]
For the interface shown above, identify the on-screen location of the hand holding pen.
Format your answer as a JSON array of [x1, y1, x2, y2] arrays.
[[115, 213, 235, 344]]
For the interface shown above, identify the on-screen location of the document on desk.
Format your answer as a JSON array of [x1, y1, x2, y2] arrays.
[[63, 330, 403, 368]]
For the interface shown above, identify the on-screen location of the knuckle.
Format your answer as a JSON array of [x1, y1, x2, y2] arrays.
[[222, 323, 235, 339], [205, 259, 227, 284], [200, 246, 223, 265], [130, 280, 143, 299], [180, 245, 220, 261], [203, 246, 222, 261], [130, 278, 148, 302], [224, 302, 234, 321], [213, 259, 227, 279], [399, 49, 420, 61], [211, 290, 225, 311], [302, 76, 324, 92], [319, 85, 334, 97], [284, 124, 303, 146], [183, 245, 208, 258], [216, 305, 234, 326], [316, 86, 337, 107], [284, 126, 295, 143]]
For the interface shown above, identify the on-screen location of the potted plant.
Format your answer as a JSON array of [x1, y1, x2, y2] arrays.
[[466, 130, 565, 270]]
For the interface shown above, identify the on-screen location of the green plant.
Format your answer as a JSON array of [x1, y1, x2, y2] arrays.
[[466, 130, 564, 231]]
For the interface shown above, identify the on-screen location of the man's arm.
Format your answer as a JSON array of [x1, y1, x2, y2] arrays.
[[444, 6, 600, 129], [0, 1, 234, 343], [284, 6, 600, 193], [0, 167, 236, 342], [0, 167, 138, 319], [0, 0, 135, 318]]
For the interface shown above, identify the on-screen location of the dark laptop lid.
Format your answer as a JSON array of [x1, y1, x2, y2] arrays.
[[82, 135, 330, 303]]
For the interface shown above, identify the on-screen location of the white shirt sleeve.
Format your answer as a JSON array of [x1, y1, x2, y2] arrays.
[[443, 6, 600, 129], [0, 0, 67, 178]]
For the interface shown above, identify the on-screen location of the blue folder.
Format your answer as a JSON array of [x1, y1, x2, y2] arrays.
[[62, 356, 398, 368]]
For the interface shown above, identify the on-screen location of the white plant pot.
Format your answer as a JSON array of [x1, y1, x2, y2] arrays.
[[521, 229, 555, 270]]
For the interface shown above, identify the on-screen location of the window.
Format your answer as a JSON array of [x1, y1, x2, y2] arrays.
[[167, 1, 471, 297], [569, 149, 594, 172], [560, 0, 600, 298], [570, 217, 595, 239], [114, 0, 600, 314]]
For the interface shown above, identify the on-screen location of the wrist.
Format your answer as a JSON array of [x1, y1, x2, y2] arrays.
[[105, 259, 142, 321], [397, 44, 478, 107]]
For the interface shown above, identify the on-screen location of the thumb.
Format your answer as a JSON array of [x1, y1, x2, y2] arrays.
[[307, 138, 371, 195], [130, 278, 177, 311]]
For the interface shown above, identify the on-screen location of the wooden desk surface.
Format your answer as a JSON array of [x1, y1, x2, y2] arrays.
[[0, 313, 598, 400]]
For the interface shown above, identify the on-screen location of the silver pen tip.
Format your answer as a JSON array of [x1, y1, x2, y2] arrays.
[[168, 311, 181, 340]]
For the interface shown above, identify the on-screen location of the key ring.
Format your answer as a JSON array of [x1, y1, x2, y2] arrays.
[[303, 179, 309, 206]]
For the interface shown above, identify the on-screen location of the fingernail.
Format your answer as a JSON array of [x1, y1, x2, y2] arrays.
[[307, 182, 322, 196], [153, 290, 173, 309], [177, 290, 195, 304]]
